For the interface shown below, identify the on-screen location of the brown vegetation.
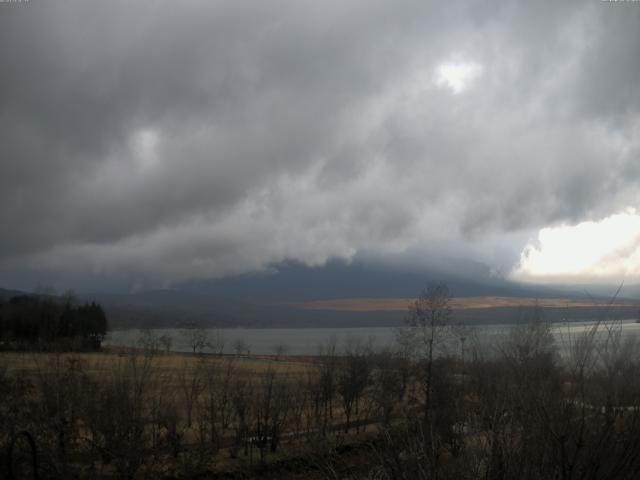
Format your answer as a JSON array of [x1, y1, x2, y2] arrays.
[[3, 288, 640, 479], [298, 295, 639, 311]]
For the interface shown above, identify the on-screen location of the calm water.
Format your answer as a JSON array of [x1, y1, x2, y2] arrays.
[[105, 319, 640, 356]]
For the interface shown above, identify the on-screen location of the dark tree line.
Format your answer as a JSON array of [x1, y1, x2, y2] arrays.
[[0, 295, 107, 349]]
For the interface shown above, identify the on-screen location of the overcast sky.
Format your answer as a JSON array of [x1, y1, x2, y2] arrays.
[[1, 0, 640, 291]]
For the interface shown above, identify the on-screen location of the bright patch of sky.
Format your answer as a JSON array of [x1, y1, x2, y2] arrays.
[[512, 209, 640, 284], [434, 61, 483, 94], [132, 128, 160, 171]]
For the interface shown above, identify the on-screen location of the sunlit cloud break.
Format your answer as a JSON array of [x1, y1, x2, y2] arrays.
[[434, 60, 483, 94], [512, 209, 640, 284]]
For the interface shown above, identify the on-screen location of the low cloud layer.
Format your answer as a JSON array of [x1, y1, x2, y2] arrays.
[[2, 1, 640, 289]]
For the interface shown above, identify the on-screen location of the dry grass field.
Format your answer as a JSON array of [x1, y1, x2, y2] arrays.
[[0, 347, 407, 478], [4, 312, 640, 480], [1, 348, 313, 378], [297, 296, 639, 312], [0, 349, 342, 476]]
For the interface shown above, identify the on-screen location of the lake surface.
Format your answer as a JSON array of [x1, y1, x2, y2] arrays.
[[105, 319, 640, 356]]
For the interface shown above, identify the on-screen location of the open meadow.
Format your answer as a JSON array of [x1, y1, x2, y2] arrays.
[[1, 343, 415, 479], [5, 296, 640, 479]]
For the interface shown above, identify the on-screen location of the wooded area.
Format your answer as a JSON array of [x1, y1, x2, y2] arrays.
[[0, 295, 108, 350]]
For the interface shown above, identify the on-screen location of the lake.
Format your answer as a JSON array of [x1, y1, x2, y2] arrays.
[[105, 319, 640, 356]]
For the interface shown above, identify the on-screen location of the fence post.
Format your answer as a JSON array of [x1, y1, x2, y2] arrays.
[[7, 431, 38, 480]]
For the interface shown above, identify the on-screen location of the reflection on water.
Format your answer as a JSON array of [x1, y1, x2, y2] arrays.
[[105, 319, 640, 356]]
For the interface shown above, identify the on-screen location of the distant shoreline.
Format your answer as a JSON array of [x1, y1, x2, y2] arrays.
[[297, 296, 640, 312]]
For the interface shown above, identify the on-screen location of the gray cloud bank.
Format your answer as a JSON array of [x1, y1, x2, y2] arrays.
[[1, 0, 640, 289]]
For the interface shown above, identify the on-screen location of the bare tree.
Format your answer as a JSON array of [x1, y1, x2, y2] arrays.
[[159, 334, 173, 354], [288, 381, 309, 439], [229, 376, 253, 459], [252, 368, 292, 461], [80, 351, 156, 478], [181, 323, 210, 355], [137, 329, 160, 355], [199, 357, 236, 453], [233, 338, 249, 357], [316, 337, 339, 436], [372, 350, 406, 426], [272, 343, 288, 361], [406, 284, 452, 421], [338, 337, 371, 432], [178, 359, 205, 428], [209, 327, 225, 356]]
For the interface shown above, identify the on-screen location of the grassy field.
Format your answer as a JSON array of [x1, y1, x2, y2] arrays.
[[4, 315, 640, 480], [297, 295, 640, 312], [0, 347, 393, 478], [1, 348, 314, 377]]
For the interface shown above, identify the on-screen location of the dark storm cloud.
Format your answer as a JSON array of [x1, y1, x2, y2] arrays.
[[1, 0, 640, 287]]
